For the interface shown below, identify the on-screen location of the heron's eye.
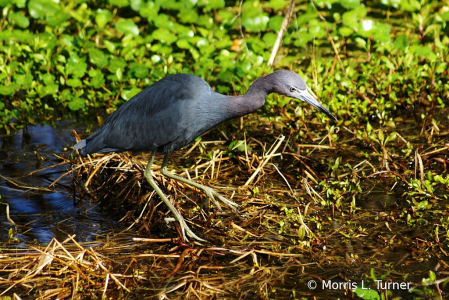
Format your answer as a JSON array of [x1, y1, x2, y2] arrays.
[[290, 87, 295, 92]]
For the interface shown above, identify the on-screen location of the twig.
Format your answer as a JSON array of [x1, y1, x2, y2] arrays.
[[157, 248, 193, 283], [133, 237, 179, 243], [268, 0, 296, 66], [0, 174, 54, 193], [244, 135, 285, 186], [271, 163, 294, 195]]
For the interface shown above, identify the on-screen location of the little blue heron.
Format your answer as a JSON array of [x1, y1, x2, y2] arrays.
[[74, 70, 337, 241]]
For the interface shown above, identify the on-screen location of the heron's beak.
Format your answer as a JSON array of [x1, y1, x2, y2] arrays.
[[294, 89, 337, 121]]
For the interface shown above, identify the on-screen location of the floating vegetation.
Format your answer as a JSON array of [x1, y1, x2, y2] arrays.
[[1, 110, 449, 298]]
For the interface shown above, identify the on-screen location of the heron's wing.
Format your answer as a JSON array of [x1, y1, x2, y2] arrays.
[[81, 74, 212, 154]]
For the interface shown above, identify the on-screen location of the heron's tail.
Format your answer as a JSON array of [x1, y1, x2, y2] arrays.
[[74, 140, 86, 152]]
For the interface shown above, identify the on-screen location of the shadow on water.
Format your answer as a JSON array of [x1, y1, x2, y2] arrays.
[[0, 121, 122, 246]]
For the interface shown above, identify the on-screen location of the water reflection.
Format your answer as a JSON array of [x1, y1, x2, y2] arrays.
[[0, 121, 120, 246]]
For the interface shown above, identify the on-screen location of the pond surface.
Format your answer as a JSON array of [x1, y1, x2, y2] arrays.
[[0, 110, 448, 299], [0, 121, 122, 246]]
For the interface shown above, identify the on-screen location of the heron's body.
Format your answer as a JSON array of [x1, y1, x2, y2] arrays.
[[74, 70, 336, 241], [78, 74, 267, 155]]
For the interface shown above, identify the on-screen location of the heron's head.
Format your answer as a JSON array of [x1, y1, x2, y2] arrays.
[[269, 70, 337, 121]]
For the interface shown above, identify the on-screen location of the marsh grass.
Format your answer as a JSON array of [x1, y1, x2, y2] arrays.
[[1, 106, 448, 298]]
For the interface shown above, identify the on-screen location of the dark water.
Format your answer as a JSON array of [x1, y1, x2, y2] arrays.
[[0, 121, 121, 246]]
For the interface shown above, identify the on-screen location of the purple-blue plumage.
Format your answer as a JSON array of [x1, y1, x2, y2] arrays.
[[74, 70, 336, 155]]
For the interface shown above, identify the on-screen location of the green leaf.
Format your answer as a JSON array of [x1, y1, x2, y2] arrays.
[[436, 62, 448, 74], [247, 37, 266, 54], [400, 0, 420, 11], [66, 78, 82, 87], [121, 88, 141, 100], [354, 286, 380, 300], [217, 10, 233, 24], [14, 74, 33, 87], [59, 89, 72, 102], [28, 0, 60, 19], [268, 15, 284, 32], [0, 0, 13, 6], [340, 0, 360, 9], [161, 0, 182, 10], [41, 73, 55, 85], [417, 200, 428, 210], [178, 9, 198, 23], [89, 74, 105, 88], [366, 122, 372, 133], [427, 171, 433, 182], [411, 45, 436, 60], [152, 28, 177, 44], [152, 14, 173, 29], [108, 0, 129, 7], [89, 49, 108, 67], [268, 0, 287, 10], [88, 69, 105, 89], [128, 64, 148, 79], [95, 9, 112, 28], [428, 270, 436, 281], [370, 268, 377, 281], [308, 19, 326, 39], [242, 12, 269, 31], [385, 132, 397, 144], [9, 12, 30, 28], [108, 57, 127, 73], [393, 34, 407, 51], [67, 56, 87, 78], [14, 0, 27, 8], [294, 32, 313, 47], [68, 97, 85, 110], [130, 0, 142, 11], [116, 68, 123, 82], [378, 130, 384, 143], [116, 20, 139, 36], [339, 27, 354, 37], [46, 12, 70, 26], [204, 0, 224, 10], [355, 37, 367, 49], [262, 32, 277, 47], [176, 38, 191, 49], [0, 84, 20, 95], [104, 40, 116, 53], [36, 33, 57, 50], [36, 83, 58, 97], [216, 85, 230, 93], [342, 6, 367, 29], [442, 11, 449, 21], [228, 140, 250, 152], [139, 1, 160, 18], [370, 22, 391, 43]]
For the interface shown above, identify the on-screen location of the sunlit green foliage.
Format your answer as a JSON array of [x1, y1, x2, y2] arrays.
[[0, 0, 448, 135]]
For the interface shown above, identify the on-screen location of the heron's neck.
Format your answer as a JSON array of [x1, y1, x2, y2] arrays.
[[222, 79, 273, 118]]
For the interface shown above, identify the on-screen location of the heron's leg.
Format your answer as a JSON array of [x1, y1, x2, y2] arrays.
[[144, 151, 206, 242], [160, 154, 239, 213]]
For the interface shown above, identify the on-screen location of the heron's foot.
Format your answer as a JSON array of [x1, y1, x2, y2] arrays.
[[202, 186, 239, 213], [145, 153, 207, 242], [180, 219, 207, 242], [167, 215, 207, 242]]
